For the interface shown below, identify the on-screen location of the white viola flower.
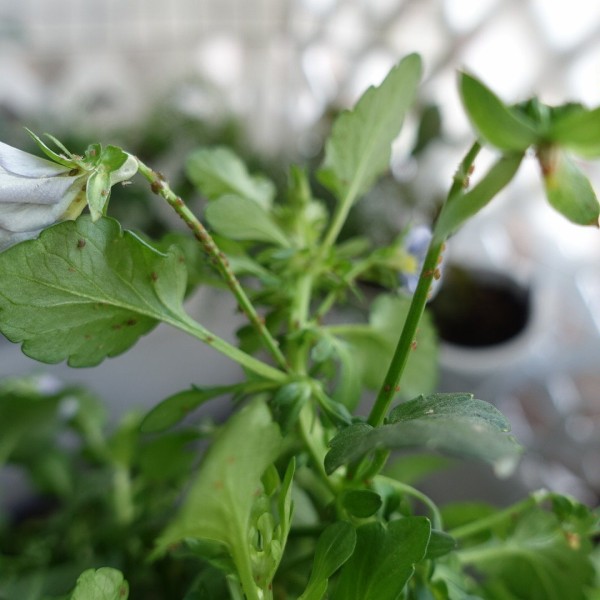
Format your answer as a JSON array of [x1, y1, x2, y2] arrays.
[[0, 140, 137, 250]]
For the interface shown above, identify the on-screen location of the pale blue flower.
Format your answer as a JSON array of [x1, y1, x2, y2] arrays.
[[0, 140, 137, 250]]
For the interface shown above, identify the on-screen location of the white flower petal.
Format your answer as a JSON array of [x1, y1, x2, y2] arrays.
[[0, 179, 85, 233], [0, 141, 71, 178], [0, 171, 84, 205], [109, 153, 138, 185], [0, 227, 37, 250]]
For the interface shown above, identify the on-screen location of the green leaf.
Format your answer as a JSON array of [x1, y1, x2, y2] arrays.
[[325, 394, 521, 476], [329, 337, 362, 411], [205, 194, 291, 246], [271, 381, 312, 432], [70, 567, 129, 600], [329, 294, 438, 400], [186, 146, 275, 209], [434, 153, 524, 240], [100, 145, 128, 171], [319, 53, 422, 202], [86, 168, 111, 220], [388, 393, 511, 431], [154, 399, 282, 579], [26, 128, 78, 168], [384, 453, 453, 486], [299, 521, 357, 600], [0, 387, 63, 465], [549, 105, 600, 158], [539, 148, 600, 226], [276, 457, 296, 547], [465, 510, 595, 600], [332, 518, 431, 600], [459, 72, 538, 151], [140, 385, 241, 433], [342, 490, 383, 518], [425, 529, 457, 559], [0, 216, 190, 367]]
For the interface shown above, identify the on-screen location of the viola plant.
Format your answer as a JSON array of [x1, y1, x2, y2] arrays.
[[0, 54, 599, 599]]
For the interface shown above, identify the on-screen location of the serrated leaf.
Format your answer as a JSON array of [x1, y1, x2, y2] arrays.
[[539, 148, 600, 226], [140, 385, 241, 433], [205, 194, 290, 246], [319, 53, 422, 202], [325, 394, 521, 476], [154, 400, 282, 571], [299, 521, 357, 600], [459, 73, 538, 151], [549, 106, 600, 158], [388, 393, 511, 432], [0, 216, 190, 367], [434, 153, 523, 240], [186, 146, 275, 209], [70, 567, 129, 600], [331, 518, 430, 600]]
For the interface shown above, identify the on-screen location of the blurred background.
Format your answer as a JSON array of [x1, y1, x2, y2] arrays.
[[1, 0, 600, 504]]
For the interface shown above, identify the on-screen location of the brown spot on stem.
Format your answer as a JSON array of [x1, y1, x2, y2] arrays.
[[150, 272, 158, 282], [150, 180, 163, 194]]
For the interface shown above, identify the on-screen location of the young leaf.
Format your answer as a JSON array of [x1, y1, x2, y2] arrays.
[[539, 148, 600, 226], [186, 146, 275, 209], [549, 106, 600, 158], [154, 399, 282, 583], [331, 518, 431, 600], [459, 72, 538, 151], [205, 194, 291, 246], [299, 521, 357, 600], [434, 153, 523, 240], [26, 128, 78, 168], [70, 567, 129, 600], [86, 168, 111, 220], [318, 53, 422, 202], [325, 394, 521, 476], [140, 385, 243, 433], [0, 216, 190, 367], [100, 145, 128, 171]]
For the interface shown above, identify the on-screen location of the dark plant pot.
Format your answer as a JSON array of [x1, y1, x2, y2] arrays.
[[429, 264, 531, 349]]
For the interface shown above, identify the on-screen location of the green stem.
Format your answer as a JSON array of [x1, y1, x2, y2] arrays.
[[113, 466, 134, 526], [456, 543, 519, 566], [136, 159, 289, 373], [174, 314, 287, 383], [367, 142, 482, 427], [367, 240, 443, 426], [377, 475, 443, 530], [448, 489, 550, 540], [320, 184, 360, 254]]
